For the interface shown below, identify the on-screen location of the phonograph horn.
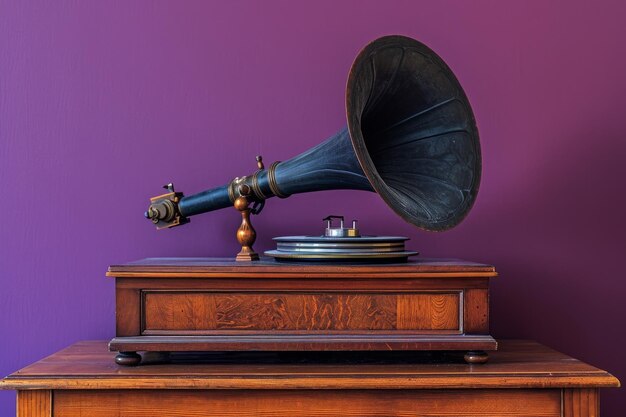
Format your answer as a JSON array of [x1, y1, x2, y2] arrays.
[[145, 35, 481, 236]]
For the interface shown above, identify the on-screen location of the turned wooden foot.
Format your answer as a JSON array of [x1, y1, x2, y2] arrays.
[[115, 351, 141, 366], [464, 350, 489, 364]]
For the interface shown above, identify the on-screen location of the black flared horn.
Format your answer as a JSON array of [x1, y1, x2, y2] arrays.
[[145, 35, 481, 232]]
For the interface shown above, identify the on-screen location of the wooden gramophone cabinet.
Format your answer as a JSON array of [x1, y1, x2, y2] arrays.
[[108, 257, 497, 365]]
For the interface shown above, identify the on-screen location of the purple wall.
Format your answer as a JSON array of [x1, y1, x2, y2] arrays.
[[1, 0, 624, 413]]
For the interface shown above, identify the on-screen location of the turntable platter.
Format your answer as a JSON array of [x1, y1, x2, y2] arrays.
[[265, 235, 418, 263]]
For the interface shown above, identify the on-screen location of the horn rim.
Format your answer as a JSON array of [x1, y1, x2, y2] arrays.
[[345, 35, 482, 232]]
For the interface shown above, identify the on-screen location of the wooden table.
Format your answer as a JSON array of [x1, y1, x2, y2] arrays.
[[1, 340, 619, 416]]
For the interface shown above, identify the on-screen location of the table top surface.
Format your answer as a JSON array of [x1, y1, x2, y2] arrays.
[[107, 257, 497, 278], [1, 340, 619, 390]]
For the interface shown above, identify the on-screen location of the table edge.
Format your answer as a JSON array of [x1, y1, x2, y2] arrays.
[[1, 372, 620, 391]]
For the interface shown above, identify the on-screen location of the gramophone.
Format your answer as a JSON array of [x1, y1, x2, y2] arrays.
[[108, 35, 496, 366]]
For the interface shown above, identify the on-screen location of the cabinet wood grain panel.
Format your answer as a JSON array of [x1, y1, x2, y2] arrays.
[[52, 389, 561, 417], [116, 288, 140, 336], [144, 292, 217, 331], [222, 293, 397, 331], [144, 292, 462, 332], [17, 390, 51, 417], [464, 288, 489, 334], [397, 293, 459, 330]]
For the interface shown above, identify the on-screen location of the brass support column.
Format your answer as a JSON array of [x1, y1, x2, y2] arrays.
[[234, 185, 259, 261]]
